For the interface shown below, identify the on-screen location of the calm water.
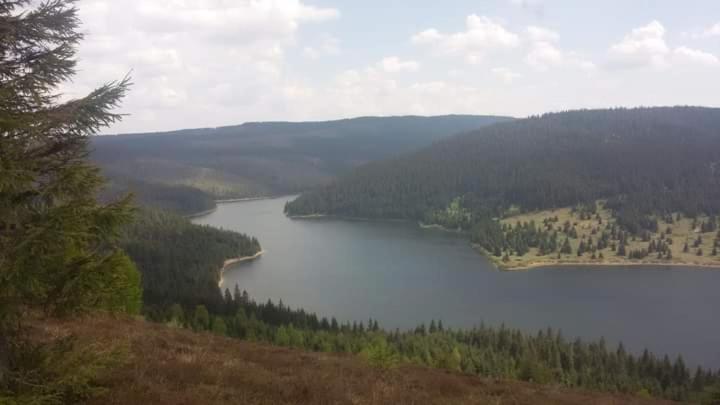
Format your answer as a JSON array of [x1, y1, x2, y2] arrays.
[[194, 196, 720, 368]]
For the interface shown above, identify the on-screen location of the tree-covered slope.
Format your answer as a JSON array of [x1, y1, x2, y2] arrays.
[[119, 209, 261, 314], [286, 107, 720, 222], [100, 177, 216, 216], [91, 115, 512, 200]]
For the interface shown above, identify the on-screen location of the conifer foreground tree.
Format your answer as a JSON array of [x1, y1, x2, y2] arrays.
[[1, 0, 141, 397]]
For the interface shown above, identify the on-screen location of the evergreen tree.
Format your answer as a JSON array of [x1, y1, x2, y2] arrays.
[[0, 2, 138, 398], [211, 316, 228, 335], [0, 0, 136, 318], [560, 238, 572, 254], [193, 305, 211, 331], [617, 243, 626, 257], [577, 240, 586, 256]]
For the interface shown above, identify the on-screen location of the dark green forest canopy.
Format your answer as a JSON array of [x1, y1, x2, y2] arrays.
[[286, 107, 720, 222], [100, 177, 216, 216], [162, 291, 720, 403], [90, 115, 512, 201], [119, 209, 261, 314]]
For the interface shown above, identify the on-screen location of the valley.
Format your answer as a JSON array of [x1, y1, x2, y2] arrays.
[[6, 1, 720, 403]]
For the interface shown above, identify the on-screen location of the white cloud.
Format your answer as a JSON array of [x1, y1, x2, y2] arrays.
[[377, 56, 420, 73], [609, 20, 669, 69], [526, 41, 562, 69], [412, 15, 520, 64], [608, 21, 719, 70], [704, 22, 720, 36], [304, 35, 340, 59], [492, 67, 522, 83], [523, 25, 594, 72], [69, 0, 339, 133], [278, 67, 504, 120], [60, 2, 720, 133], [526, 41, 595, 71], [673, 46, 720, 67], [527, 26, 559, 42], [692, 22, 720, 38]]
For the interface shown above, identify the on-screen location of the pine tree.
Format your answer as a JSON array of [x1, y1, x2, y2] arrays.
[[560, 238, 572, 254], [0, 0, 135, 318], [577, 240, 586, 256], [617, 243, 626, 257], [0, 1, 137, 396]]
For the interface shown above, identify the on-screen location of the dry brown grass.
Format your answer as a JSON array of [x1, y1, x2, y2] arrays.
[[27, 315, 673, 405]]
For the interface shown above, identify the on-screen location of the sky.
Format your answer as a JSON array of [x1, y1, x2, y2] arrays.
[[62, 0, 720, 134]]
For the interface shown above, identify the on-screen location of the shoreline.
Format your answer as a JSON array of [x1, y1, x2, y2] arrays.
[[498, 260, 720, 271], [184, 207, 217, 219], [288, 213, 409, 223], [215, 196, 278, 204], [187, 195, 295, 219], [417, 221, 466, 234], [473, 243, 720, 271], [218, 250, 265, 288]]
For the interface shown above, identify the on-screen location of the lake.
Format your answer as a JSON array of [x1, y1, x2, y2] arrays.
[[194, 196, 720, 368]]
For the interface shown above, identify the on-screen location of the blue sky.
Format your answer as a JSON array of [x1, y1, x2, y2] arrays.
[[66, 0, 720, 133]]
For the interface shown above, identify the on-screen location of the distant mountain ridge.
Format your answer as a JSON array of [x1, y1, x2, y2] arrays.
[[91, 115, 512, 213], [286, 107, 720, 222]]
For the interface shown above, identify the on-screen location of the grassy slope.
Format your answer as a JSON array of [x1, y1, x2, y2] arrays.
[[35, 316, 669, 405], [491, 205, 720, 270]]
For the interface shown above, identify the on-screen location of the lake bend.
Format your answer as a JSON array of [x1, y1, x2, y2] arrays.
[[193, 196, 720, 369]]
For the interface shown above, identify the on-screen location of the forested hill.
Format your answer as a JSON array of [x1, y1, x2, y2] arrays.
[[119, 209, 261, 317], [91, 115, 512, 201], [100, 177, 216, 216], [286, 107, 720, 222]]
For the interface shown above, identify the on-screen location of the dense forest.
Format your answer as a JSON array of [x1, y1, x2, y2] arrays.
[[153, 290, 720, 403], [286, 108, 720, 244], [91, 115, 512, 203], [101, 177, 216, 216], [119, 210, 261, 315]]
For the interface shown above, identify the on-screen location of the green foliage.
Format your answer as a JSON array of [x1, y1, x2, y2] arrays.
[[158, 292, 719, 402], [287, 107, 720, 223], [192, 305, 210, 331], [0, 2, 141, 402], [119, 209, 261, 313], [424, 197, 472, 230], [211, 316, 227, 336], [0, 0, 138, 319], [93, 251, 143, 315], [360, 336, 400, 369], [100, 177, 216, 216], [91, 115, 512, 205]]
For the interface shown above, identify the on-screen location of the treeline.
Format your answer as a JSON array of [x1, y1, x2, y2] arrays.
[[119, 209, 261, 314], [91, 115, 511, 203], [156, 290, 720, 403], [286, 107, 720, 230], [100, 176, 216, 216]]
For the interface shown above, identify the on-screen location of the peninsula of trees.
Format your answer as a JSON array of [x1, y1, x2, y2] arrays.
[[286, 107, 720, 269]]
